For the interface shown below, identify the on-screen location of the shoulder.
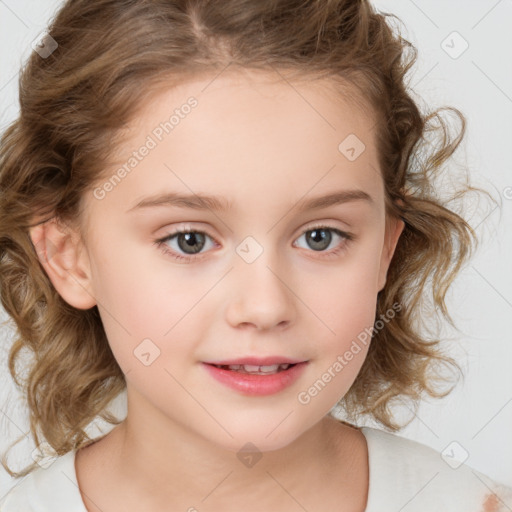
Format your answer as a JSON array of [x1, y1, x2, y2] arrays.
[[0, 450, 87, 512], [360, 426, 512, 512]]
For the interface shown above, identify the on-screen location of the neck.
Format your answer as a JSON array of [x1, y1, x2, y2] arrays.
[[109, 415, 362, 510], [77, 393, 367, 511]]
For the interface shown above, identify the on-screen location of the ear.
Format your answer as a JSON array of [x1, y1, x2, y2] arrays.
[[29, 217, 97, 310], [377, 214, 405, 292]]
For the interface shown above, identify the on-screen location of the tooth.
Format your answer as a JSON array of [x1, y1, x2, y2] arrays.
[[223, 364, 290, 374], [242, 365, 262, 372], [257, 365, 280, 373]]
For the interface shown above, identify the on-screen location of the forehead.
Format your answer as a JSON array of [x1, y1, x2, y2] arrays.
[[85, 68, 383, 227], [110, 67, 377, 161]]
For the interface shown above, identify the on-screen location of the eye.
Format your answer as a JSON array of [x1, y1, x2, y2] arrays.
[[154, 227, 218, 262], [293, 224, 354, 258]]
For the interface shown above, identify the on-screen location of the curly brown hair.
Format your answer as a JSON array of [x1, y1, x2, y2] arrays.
[[0, 0, 494, 478]]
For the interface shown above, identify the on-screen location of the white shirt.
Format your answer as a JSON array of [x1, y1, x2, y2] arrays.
[[1, 426, 511, 511]]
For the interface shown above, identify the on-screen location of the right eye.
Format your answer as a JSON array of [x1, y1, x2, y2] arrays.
[[153, 227, 218, 262]]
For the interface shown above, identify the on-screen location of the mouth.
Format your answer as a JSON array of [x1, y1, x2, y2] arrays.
[[208, 363, 298, 375], [202, 360, 309, 395]]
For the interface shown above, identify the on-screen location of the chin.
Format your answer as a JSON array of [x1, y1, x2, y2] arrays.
[[205, 413, 313, 454], [215, 433, 298, 456]]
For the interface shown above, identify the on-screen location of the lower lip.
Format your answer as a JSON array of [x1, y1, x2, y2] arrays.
[[202, 362, 309, 396]]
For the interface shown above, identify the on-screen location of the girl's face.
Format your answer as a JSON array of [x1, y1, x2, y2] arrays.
[[75, 69, 403, 452]]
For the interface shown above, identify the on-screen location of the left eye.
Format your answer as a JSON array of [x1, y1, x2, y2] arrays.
[[294, 226, 351, 252]]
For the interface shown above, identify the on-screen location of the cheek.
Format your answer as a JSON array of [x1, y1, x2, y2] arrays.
[[87, 241, 203, 372], [89, 231, 193, 324], [310, 239, 382, 329], [297, 271, 378, 412], [300, 238, 382, 383]]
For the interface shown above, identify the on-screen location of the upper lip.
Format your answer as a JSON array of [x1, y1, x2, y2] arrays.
[[203, 356, 307, 366]]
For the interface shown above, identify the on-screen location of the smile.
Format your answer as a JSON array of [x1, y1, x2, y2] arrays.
[[202, 361, 309, 396], [212, 363, 294, 374]]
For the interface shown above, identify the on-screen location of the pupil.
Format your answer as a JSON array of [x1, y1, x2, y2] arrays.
[[308, 229, 331, 251], [178, 232, 205, 254]]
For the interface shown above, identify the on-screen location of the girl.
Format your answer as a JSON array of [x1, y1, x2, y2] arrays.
[[0, 0, 510, 510]]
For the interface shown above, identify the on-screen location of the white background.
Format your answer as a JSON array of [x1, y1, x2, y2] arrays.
[[1, 0, 511, 500]]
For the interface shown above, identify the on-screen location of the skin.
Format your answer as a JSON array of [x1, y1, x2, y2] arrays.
[[30, 68, 404, 511]]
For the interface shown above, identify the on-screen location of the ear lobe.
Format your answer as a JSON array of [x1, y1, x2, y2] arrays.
[[29, 218, 97, 310], [377, 215, 405, 292]]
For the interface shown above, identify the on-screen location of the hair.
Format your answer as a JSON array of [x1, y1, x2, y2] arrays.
[[0, 0, 496, 478]]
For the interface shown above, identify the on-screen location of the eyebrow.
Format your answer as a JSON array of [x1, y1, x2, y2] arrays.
[[127, 189, 373, 213]]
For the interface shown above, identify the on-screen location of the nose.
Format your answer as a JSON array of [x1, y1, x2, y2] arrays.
[[225, 248, 297, 331]]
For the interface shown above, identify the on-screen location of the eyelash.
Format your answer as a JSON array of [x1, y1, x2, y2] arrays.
[[153, 223, 355, 263]]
